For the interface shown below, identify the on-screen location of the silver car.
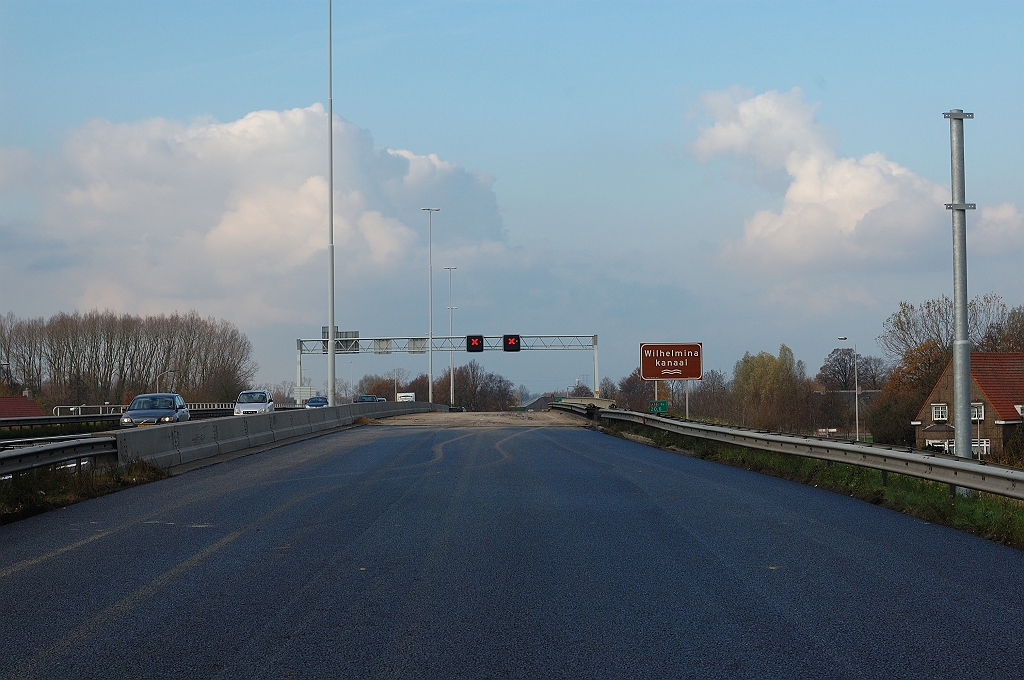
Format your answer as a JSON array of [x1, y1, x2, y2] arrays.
[[234, 390, 274, 415]]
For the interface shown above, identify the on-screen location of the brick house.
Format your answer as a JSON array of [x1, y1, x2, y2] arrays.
[[913, 353, 1024, 458]]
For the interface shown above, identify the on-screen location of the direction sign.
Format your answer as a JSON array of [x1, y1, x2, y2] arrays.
[[640, 343, 702, 381]]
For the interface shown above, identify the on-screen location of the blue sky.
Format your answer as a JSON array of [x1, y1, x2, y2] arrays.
[[2, 1, 1022, 395]]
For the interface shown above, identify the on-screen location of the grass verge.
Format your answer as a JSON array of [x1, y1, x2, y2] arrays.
[[353, 416, 384, 426], [601, 419, 1024, 551], [0, 459, 168, 525]]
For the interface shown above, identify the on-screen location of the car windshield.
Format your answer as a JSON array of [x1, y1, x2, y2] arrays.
[[237, 392, 268, 403], [129, 396, 175, 411], [310, 397, 326, 403]]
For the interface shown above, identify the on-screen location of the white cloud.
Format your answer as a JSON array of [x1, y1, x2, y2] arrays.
[[0, 105, 507, 325], [694, 88, 958, 269], [972, 202, 1024, 254]]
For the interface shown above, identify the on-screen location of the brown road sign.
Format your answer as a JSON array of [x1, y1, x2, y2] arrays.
[[640, 343, 702, 380]]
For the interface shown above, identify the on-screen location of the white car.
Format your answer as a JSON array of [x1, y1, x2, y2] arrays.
[[234, 390, 274, 415]]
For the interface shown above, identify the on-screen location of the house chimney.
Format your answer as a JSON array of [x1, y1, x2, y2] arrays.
[[22, 389, 31, 400]]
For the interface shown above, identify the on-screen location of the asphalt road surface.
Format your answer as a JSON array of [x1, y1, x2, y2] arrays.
[[2, 422, 1024, 679]]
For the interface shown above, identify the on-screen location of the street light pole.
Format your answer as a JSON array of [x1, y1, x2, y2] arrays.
[[422, 208, 439, 403], [155, 369, 179, 393], [444, 266, 456, 406], [838, 337, 859, 442], [326, 0, 337, 406]]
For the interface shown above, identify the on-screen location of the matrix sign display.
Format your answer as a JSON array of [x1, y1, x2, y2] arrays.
[[503, 335, 521, 352], [466, 335, 485, 352]]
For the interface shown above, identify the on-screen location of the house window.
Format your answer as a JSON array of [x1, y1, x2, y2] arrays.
[[971, 403, 984, 421], [932, 403, 948, 421], [936, 438, 992, 458]]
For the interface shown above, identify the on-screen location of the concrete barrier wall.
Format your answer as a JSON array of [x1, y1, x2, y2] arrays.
[[212, 416, 251, 456], [116, 426, 181, 468], [117, 401, 436, 467]]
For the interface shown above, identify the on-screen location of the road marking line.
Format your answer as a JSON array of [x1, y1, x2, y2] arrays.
[[6, 491, 316, 679], [0, 430, 380, 579]]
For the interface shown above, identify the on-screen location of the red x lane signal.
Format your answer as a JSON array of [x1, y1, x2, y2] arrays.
[[466, 335, 484, 353], [503, 334, 521, 352]]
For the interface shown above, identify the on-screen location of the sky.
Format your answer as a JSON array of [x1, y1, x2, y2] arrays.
[[1, 0, 1022, 396]]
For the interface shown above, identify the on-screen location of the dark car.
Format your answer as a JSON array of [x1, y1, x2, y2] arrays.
[[305, 396, 329, 408], [120, 393, 190, 428], [355, 394, 379, 403]]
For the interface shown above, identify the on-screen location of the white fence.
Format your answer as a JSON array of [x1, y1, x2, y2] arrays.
[[53, 403, 235, 416]]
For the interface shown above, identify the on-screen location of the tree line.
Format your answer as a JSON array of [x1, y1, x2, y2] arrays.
[[601, 344, 871, 434], [600, 293, 1024, 459], [352, 360, 519, 411], [0, 310, 257, 407]]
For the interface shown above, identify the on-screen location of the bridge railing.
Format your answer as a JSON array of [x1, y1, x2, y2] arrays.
[[52, 403, 235, 416], [551, 404, 1024, 501]]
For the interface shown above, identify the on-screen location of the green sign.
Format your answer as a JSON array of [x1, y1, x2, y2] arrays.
[[648, 400, 668, 414]]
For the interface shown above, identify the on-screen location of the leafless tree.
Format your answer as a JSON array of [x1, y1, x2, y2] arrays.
[[877, 293, 1007, 360], [598, 377, 618, 402], [977, 305, 1024, 353], [616, 367, 653, 413], [0, 310, 257, 407], [858, 355, 891, 391], [569, 383, 594, 398], [816, 348, 857, 392]]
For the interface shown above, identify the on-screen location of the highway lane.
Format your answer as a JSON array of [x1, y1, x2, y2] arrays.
[[2, 423, 1024, 679]]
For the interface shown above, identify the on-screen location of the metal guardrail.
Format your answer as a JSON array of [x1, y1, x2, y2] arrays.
[[0, 433, 106, 452], [1, 414, 123, 428], [551, 404, 1024, 501], [0, 436, 118, 477], [551, 402, 592, 416]]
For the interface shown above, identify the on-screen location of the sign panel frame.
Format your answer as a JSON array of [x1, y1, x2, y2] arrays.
[[640, 343, 703, 381]]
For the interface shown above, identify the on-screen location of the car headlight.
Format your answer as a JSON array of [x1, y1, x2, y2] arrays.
[[121, 416, 132, 424], [234, 408, 241, 415], [159, 415, 174, 422]]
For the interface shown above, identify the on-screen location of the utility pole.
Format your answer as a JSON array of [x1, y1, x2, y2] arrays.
[[945, 109, 975, 495]]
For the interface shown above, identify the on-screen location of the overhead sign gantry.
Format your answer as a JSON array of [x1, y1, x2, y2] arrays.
[[296, 334, 600, 397]]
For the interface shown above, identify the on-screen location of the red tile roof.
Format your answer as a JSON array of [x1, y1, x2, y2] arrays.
[[971, 353, 1024, 421], [0, 396, 47, 418]]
